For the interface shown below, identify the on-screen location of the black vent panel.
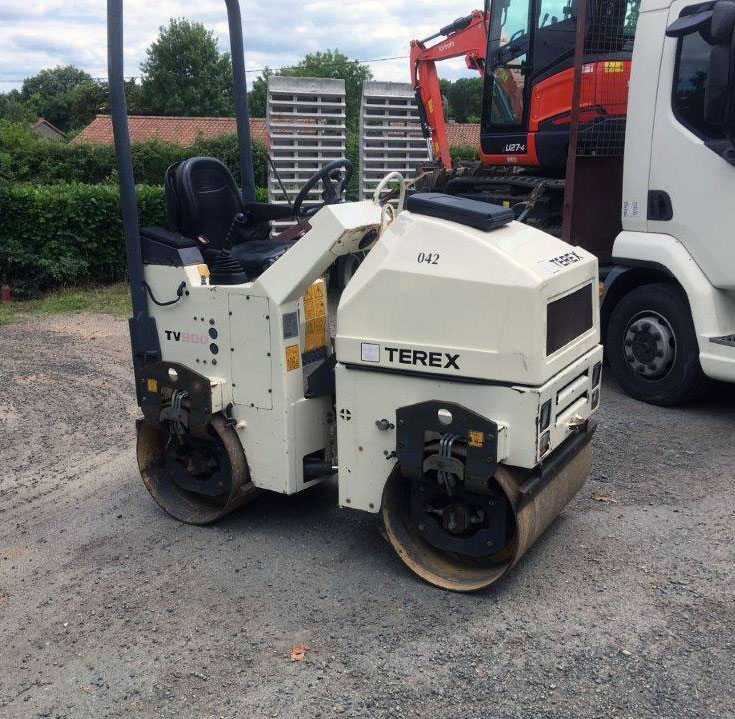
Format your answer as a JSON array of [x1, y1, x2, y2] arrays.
[[546, 284, 594, 356]]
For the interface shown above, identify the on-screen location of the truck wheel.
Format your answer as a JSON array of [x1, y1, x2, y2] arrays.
[[606, 283, 709, 405]]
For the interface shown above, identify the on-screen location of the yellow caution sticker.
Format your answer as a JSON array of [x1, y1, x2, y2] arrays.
[[303, 280, 326, 320], [304, 317, 327, 353], [502, 200, 510, 208], [604, 61, 625, 73], [468, 430, 485, 449], [147, 378, 158, 393], [302, 280, 328, 352], [285, 344, 301, 372]]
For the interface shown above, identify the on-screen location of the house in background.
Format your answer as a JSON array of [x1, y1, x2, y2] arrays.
[[72, 115, 269, 148], [71, 114, 479, 151], [31, 118, 65, 142]]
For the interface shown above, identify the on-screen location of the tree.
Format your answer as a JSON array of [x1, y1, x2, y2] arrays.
[[139, 18, 234, 116], [0, 90, 35, 124], [446, 77, 483, 123], [439, 77, 483, 123], [278, 50, 372, 129], [20, 65, 94, 131], [70, 79, 143, 128], [247, 70, 271, 118]]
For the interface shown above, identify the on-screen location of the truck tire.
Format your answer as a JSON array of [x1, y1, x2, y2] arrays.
[[606, 282, 709, 406]]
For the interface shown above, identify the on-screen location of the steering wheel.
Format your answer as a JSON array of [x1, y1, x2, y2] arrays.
[[292, 159, 353, 218]]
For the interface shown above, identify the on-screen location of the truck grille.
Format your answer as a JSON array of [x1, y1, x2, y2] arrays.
[[546, 284, 593, 356]]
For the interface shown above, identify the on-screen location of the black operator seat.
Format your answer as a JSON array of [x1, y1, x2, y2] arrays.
[[164, 156, 297, 278]]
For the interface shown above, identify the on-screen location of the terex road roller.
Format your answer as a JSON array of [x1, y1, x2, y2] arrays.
[[108, 0, 603, 591]]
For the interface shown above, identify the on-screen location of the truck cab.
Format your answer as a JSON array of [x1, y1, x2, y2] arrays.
[[603, 0, 735, 404]]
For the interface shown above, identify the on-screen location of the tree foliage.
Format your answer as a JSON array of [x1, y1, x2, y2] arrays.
[[0, 90, 35, 125], [70, 80, 144, 129], [266, 50, 372, 129], [139, 18, 234, 116], [247, 71, 270, 118], [439, 77, 483, 123], [19, 65, 94, 131]]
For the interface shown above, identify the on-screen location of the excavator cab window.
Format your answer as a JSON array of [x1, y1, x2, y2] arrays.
[[485, 0, 532, 128]]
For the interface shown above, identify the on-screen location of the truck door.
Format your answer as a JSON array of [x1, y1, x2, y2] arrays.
[[648, 0, 735, 290]]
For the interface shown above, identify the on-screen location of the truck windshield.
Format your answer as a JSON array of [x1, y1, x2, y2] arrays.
[[485, 0, 532, 127]]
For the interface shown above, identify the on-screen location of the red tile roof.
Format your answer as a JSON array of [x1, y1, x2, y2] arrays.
[[72, 114, 481, 151], [72, 115, 269, 148], [445, 122, 481, 148]]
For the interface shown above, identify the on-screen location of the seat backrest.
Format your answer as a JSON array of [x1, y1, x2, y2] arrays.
[[166, 156, 244, 251]]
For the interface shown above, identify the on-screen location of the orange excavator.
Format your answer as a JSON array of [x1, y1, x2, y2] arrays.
[[410, 0, 635, 224]]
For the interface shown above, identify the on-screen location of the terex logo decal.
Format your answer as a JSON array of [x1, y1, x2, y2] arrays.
[[548, 250, 583, 269], [385, 347, 460, 370], [165, 330, 209, 344]]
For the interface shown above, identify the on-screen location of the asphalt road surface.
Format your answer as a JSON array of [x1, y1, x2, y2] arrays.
[[1, 313, 733, 719]]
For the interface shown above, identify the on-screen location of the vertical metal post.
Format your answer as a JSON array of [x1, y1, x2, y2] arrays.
[[225, 0, 256, 202], [107, 0, 160, 377], [561, 0, 588, 243], [108, 0, 146, 322]]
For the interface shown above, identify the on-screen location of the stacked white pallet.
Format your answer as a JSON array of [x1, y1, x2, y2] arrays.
[[267, 75, 346, 233], [359, 82, 430, 203]]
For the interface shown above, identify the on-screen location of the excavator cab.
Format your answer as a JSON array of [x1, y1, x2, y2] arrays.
[[480, 0, 637, 167]]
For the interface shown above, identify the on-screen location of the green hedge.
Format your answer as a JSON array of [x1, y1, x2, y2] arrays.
[[0, 121, 268, 187], [450, 144, 480, 162], [0, 183, 165, 297], [0, 181, 269, 297]]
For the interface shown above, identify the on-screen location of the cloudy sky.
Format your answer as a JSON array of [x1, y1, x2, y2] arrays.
[[0, 1, 481, 92]]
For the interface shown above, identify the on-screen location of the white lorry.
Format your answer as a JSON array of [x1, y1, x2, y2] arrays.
[[600, 0, 735, 404]]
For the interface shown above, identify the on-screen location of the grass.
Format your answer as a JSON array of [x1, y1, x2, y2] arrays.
[[0, 283, 131, 326]]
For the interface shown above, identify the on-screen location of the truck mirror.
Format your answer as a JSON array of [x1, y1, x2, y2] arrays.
[[710, 0, 735, 42], [704, 2, 735, 125], [666, 10, 713, 37], [704, 44, 730, 123]]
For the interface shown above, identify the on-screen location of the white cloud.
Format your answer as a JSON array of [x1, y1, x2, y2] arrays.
[[0, 0, 482, 91]]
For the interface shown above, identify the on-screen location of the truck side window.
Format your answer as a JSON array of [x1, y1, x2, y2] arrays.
[[672, 31, 725, 140]]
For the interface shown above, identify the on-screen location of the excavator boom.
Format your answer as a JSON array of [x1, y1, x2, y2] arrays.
[[410, 8, 489, 169]]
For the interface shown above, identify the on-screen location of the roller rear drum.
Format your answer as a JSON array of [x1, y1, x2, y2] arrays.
[[136, 414, 260, 525]]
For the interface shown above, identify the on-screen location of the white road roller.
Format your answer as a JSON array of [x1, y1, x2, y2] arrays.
[[108, 0, 602, 591]]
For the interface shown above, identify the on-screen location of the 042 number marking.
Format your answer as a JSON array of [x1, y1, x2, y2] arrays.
[[417, 252, 440, 265]]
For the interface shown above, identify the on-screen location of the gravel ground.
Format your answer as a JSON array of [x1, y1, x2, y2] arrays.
[[1, 313, 733, 719]]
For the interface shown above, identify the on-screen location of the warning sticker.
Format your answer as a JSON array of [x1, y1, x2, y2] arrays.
[[303, 281, 326, 319], [304, 316, 327, 353], [468, 430, 485, 449], [604, 61, 625, 73], [285, 344, 301, 372]]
